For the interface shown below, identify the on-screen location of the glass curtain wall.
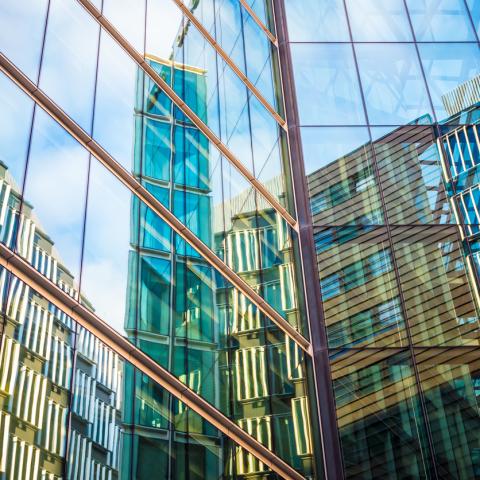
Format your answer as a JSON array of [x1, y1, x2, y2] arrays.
[[284, 0, 480, 478], [0, 0, 320, 478]]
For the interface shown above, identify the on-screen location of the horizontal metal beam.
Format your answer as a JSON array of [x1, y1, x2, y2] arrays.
[[173, 0, 284, 126], [0, 242, 305, 480], [239, 0, 278, 45], [76, 0, 297, 231], [0, 51, 311, 355]]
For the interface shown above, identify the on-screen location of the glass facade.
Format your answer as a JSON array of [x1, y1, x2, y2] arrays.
[[285, 0, 480, 478], [0, 0, 480, 479]]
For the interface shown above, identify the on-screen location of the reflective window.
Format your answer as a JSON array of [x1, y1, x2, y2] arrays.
[[21, 109, 89, 282], [0, 0, 48, 80], [40, 0, 99, 133], [347, 0, 412, 41], [0, 73, 33, 191], [291, 44, 366, 125], [355, 43, 433, 125], [285, 0, 350, 42], [407, 0, 476, 41], [467, 0, 480, 37], [419, 43, 480, 122]]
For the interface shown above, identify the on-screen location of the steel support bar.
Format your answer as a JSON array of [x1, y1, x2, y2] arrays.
[[0, 51, 311, 355], [272, 0, 345, 478], [238, 0, 278, 45], [0, 243, 305, 480], [173, 0, 283, 125], [76, 0, 297, 231]]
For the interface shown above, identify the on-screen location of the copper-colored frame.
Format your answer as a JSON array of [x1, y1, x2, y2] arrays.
[[76, 0, 297, 231], [0, 243, 305, 480], [0, 52, 310, 356]]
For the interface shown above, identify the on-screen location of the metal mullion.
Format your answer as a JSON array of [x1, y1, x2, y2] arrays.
[[454, 129, 467, 172], [76, 0, 297, 231], [0, 242, 305, 480], [273, 0, 345, 478], [464, 126, 475, 166], [0, 51, 311, 356], [238, 0, 278, 46], [171, 0, 284, 126], [445, 134, 458, 177]]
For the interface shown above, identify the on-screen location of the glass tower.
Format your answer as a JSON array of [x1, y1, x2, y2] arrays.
[[0, 0, 480, 479]]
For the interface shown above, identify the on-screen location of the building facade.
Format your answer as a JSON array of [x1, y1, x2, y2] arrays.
[[0, 0, 480, 479]]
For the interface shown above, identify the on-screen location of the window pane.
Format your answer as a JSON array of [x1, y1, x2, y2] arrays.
[[21, 109, 89, 283], [356, 43, 433, 125], [291, 44, 366, 125], [0, 0, 48, 80], [419, 43, 480, 122], [407, 0, 476, 41], [285, 0, 350, 41], [0, 73, 33, 192], [346, 0, 413, 41], [39, 0, 99, 133], [467, 0, 480, 37]]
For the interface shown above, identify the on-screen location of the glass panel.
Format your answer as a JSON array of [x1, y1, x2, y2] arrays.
[[407, 0, 476, 41], [419, 43, 480, 123], [390, 226, 480, 346], [467, 0, 480, 37], [39, 0, 100, 133], [92, 30, 138, 171], [355, 43, 433, 125], [371, 125, 448, 225], [243, 0, 272, 33], [0, 73, 33, 196], [291, 44, 366, 126], [0, 264, 294, 479], [176, 0, 280, 113], [79, 157, 313, 473], [305, 128, 382, 227], [20, 108, 89, 284], [0, 267, 74, 479], [416, 347, 480, 478], [285, 0, 350, 42], [346, 0, 413, 41], [318, 230, 407, 349], [102, 0, 146, 52], [330, 349, 433, 479], [0, 0, 48, 80]]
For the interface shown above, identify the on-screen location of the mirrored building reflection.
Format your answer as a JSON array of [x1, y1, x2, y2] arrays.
[[2, 0, 480, 479]]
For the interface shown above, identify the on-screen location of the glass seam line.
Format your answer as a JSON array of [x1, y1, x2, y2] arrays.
[[0, 51, 311, 356], [172, 0, 284, 125], [0, 242, 305, 480], [238, 0, 278, 45], [272, 1, 346, 478], [76, 0, 297, 231]]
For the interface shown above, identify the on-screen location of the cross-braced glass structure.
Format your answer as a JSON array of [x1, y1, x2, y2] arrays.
[[0, 0, 480, 479]]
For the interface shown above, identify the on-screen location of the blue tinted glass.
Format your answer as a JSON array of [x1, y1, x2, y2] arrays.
[[40, 0, 99, 133], [467, 0, 480, 37], [347, 0, 413, 41], [356, 43, 433, 125], [291, 44, 366, 125], [0, 0, 48, 80], [419, 43, 480, 122], [22, 109, 89, 282], [301, 127, 370, 175], [285, 0, 349, 41], [407, 0, 476, 41]]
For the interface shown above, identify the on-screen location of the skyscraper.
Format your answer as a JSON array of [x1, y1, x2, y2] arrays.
[[0, 0, 480, 479]]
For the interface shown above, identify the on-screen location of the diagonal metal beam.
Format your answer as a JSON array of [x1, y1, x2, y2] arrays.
[[0, 51, 311, 355], [0, 242, 305, 480], [76, 0, 297, 231], [238, 0, 278, 45], [172, 0, 283, 125]]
